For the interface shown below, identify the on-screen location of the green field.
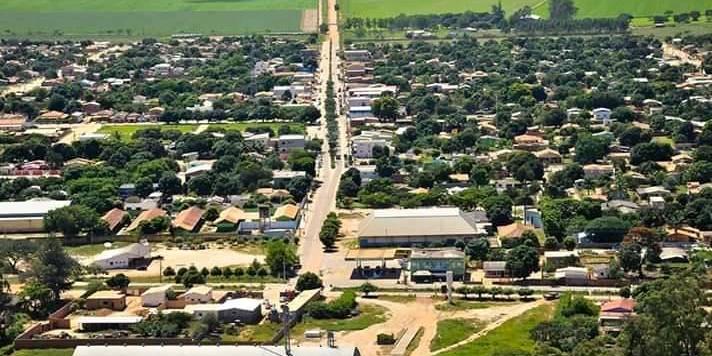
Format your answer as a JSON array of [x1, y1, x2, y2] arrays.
[[430, 318, 484, 352], [0, 0, 317, 39], [340, 0, 711, 19], [441, 303, 554, 356]]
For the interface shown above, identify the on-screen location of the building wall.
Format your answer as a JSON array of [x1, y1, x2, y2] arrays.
[[359, 234, 474, 247], [85, 297, 126, 311], [0, 217, 46, 233]]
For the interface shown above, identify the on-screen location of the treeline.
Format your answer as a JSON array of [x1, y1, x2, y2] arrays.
[[343, 9, 506, 31], [344, 0, 637, 35], [512, 16, 631, 34]]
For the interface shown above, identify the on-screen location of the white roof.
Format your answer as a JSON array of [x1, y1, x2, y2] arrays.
[[359, 208, 478, 238], [0, 200, 71, 218], [93, 242, 148, 262], [185, 297, 261, 313], [73, 345, 358, 356], [373, 208, 460, 218], [142, 285, 172, 296], [279, 134, 305, 140]]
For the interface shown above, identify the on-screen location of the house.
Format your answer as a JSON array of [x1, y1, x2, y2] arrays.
[[659, 247, 688, 263], [141, 285, 172, 307], [0, 200, 72, 233], [92, 242, 151, 270], [276, 134, 306, 154], [649, 196, 665, 208], [348, 105, 372, 118], [352, 132, 390, 159], [272, 170, 307, 186], [409, 249, 466, 283], [173, 206, 205, 232], [483, 261, 508, 278], [0, 114, 27, 131], [179, 285, 213, 304], [274, 203, 300, 221], [126, 208, 167, 232], [34, 110, 70, 123], [555, 267, 589, 282], [344, 49, 371, 61], [592, 108, 613, 125], [583, 164, 614, 179], [636, 186, 671, 199], [118, 184, 136, 199], [72, 345, 361, 356], [85, 290, 126, 311], [215, 206, 248, 225], [184, 297, 263, 324], [497, 222, 534, 240], [602, 200, 640, 214], [513, 134, 548, 151], [493, 178, 523, 193], [534, 148, 562, 165], [599, 299, 635, 334], [358, 208, 485, 247], [102, 208, 128, 233], [544, 250, 580, 268], [355, 165, 378, 183]]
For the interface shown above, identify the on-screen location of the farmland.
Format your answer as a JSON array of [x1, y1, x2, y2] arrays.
[[0, 0, 318, 39], [340, 0, 711, 19]]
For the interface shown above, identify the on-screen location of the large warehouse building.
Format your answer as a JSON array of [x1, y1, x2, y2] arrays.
[[0, 200, 72, 233], [358, 208, 486, 247]]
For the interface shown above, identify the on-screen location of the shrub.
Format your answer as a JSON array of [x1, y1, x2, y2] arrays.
[[377, 333, 396, 345], [163, 266, 176, 276], [306, 291, 357, 319]]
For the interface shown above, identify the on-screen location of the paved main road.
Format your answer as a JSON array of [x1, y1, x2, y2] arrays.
[[298, 0, 347, 276]]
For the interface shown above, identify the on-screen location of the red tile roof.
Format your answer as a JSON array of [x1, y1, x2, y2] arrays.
[[102, 208, 127, 231], [126, 208, 167, 232], [173, 206, 204, 231], [601, 299, 635, 313]]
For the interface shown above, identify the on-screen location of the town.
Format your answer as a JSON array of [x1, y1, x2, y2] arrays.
[[1, 0, 711, 356]]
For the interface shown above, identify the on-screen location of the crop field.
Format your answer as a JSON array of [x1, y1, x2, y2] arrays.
[[340, 0, 711, 19], [0, 0, 318, 39]]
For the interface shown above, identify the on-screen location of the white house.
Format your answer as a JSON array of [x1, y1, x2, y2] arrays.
[[351, 131, 392, 159], [92, 242, 151, 270], [592, 108, 613, 125], [141, 285, 172, 307], [179, 285, 213, 304], [555, 267, 589, 282], [348, 106, 372, 118], [276, 134, 306, 154]]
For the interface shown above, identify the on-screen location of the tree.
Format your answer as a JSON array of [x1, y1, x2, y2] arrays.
[[210, 266, 222, 277], [359, 282, 377, 297], [18, 281, 53, 316], [549, 0, 577, 20], [44, 204, 104, 237], [264, 240, 298, 277], [506, 151, 543, 182], [181, 269, 206, 288], [574, 135, 609, 164], [506, 244, 540, 280], [563, 237, 577, 251], [618, 242, 642, 276], [163, 266, 176, 276], [620, 274, 709, 356], [0, 240, 37, 274], [158, 172, 183, 195], [319, 212, 341, 250], [483, 194, 513, 226], [372, 96, 399, 121], [288, 176, 312, 201], [630, 142, 673, 165], [105, 273, 130, 290], [585, 217, 630, 243], [465, 238, 490, 261], [296, 272, 323, 291], [31, 239, 80, 301]]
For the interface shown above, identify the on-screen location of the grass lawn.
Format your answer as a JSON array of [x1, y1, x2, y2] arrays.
[[12, 350, 74, 356], [222, 321, 282, 343], [98, 124, 198, 141], [341, 0, 710, 20], [430, 318, 485, 352], [376, 294, 417, 303], [65, 241, 131, 257], [533, 0, 709, 19], [440, 303, 555, 356], [210, 122, 305, 134], [632, 21, 712, 38], [434, 300, 518, 312], [0, 0, 317, 39], [291, 304, 388, 336]]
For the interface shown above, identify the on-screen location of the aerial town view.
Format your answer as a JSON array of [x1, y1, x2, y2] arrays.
[[0, 0, 711, 355]]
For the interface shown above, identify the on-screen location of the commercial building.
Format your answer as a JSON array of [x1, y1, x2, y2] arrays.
[[276, 134, 306, 154], [409, 249, 466, 282], [184, 298, 262, 324], [0, 200, 71, 233], [358, 208, 485, 247], [92, 242, 151, 270]]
